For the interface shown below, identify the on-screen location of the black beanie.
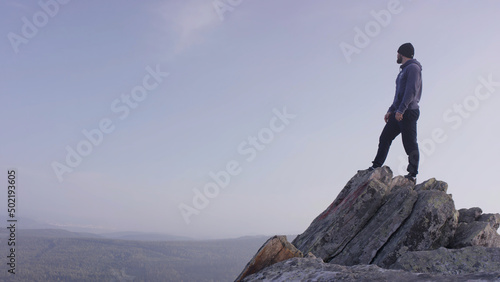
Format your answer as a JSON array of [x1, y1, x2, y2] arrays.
[[397, 43, 414, 58]]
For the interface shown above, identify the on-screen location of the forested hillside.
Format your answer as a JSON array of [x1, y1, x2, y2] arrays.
[[0, 229, 268, 281]]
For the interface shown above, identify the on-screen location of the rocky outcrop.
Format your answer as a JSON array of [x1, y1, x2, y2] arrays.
[[292, 167, 459, 267], [237, 167, 500, 281], [242, 257, 500, 281], [235, 235, 302, 281]]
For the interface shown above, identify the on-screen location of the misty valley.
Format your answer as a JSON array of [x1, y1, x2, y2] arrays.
[[0, 229, 267, 281]]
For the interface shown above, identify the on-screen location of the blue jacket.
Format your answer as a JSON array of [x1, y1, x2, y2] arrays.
[[388, 59, 422, 114]]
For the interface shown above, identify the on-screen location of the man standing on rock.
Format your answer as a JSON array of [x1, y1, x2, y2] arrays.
[[369, 43, 422, 182]]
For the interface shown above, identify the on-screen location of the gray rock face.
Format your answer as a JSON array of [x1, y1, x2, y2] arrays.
[[242, 257, 500, 282], [392, 246, 500, 275], [372, 189, 459, 268], [329, 183, 417, 265], [292, 167, 393, 261]]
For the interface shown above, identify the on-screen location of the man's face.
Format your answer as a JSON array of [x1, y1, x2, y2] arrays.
[[397, 53, 402, 64]]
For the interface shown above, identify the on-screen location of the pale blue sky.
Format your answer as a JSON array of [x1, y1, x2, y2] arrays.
[[2, 0, 500, 239]]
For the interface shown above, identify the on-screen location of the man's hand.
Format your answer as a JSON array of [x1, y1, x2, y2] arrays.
[[384, 112, 391, 123], [395, 112, 403, 121]]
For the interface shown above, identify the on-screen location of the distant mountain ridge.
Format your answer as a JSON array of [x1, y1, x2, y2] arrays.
[[0, 216, 195, 241], [99, 231, 193, 241], [0, 227, 195, 242]]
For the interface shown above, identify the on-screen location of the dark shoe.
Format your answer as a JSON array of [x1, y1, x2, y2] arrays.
[[404, 173, 416, 183]]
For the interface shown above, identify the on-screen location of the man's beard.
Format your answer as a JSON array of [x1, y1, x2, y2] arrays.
[[397, 55, 402, 64]]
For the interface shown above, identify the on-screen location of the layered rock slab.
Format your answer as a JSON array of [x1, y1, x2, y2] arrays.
[[392, 246, 500, 275], [372, 189, 459, 268], [292, 167, 393, 260], [329, 177, 417, 265]]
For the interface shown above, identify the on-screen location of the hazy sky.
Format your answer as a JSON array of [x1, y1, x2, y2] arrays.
[[2, 0, 500, 239]]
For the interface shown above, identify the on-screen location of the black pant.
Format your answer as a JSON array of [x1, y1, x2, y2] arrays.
[[372, 109, 420, 176]]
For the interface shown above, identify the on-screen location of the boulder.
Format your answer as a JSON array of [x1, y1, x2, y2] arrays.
[[292, 167, 393, 260], [235, 235, 302, 282], [451, 208, 500, 248], [478, 213, 500, 230], [457, 207, 482, 224], [392, 246, 500, 275], [451, 221, 500, 248], [414, 178, 448, 192]]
